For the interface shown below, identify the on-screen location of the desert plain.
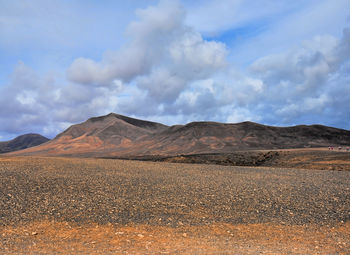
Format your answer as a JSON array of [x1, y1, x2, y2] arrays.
[[0, 151, 349, 254]]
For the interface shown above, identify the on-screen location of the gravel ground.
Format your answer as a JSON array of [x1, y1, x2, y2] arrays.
[[0, 156, 349, 254]]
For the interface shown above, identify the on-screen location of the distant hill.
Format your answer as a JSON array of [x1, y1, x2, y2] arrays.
[[0, 134, 50, 153], [9, 113, 350, 157]]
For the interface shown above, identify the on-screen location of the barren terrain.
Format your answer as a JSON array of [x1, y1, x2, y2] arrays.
[[1, 156, 349, 254], [135, 148, 350, 171]]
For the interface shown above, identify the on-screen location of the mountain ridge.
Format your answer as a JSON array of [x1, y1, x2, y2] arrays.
[[8, 113, 350, 157]]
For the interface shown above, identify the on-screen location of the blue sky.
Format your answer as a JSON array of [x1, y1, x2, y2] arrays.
[[0, 0, 349, 140]]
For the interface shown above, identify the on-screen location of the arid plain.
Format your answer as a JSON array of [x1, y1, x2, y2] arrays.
[[1, 155, 349, 254]]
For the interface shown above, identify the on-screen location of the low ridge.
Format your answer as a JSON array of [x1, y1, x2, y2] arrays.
[[0, 134, 50, 153]]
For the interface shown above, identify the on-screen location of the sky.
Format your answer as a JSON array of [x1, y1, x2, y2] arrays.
[[0, 0, 349, 140]]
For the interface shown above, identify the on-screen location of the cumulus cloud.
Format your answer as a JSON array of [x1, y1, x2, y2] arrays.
[[0, 62, 121, 139], [67, 0, 185, 85], [226, 107, 261, 123], [251, 36, 335, 95], [150, 24, 350, 127], [249, 27, 350, 126], [65, 0, 231, 126], [229, 0, 350, 67], [0, 62, 55, 136], [67, 0, 227, 99]]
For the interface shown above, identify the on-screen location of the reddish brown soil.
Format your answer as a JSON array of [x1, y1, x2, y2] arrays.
[[1, 221, 349, 254]]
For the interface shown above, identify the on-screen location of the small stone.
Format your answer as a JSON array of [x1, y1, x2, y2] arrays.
[[137, 234, 144, 238], [31, 232, 38, 236], [145, 241, 152, 250], [115, 232, 124, 235], [182, 233, 187, 237]]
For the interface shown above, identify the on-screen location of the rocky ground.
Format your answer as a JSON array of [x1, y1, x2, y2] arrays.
[[0, 156, 349, 254], [126, 148, 350, 171]]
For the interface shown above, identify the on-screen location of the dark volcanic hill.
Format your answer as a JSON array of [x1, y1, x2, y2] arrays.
[[9, 113, 350, 157], [0, 133, 50, 153]]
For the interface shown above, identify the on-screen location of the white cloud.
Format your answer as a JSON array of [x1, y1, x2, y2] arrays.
[[245, 77, 264, 93], [137, 68, 186, 102], [229, 0, 350, 66], [226, 108, 260, 123], [67, 0, 228, 121], [249, 26, 350, 126], [67, 0, 186, 85], [0, 62, 122, 139], [67, 0, 227, 94], [250, 34, 338, 95]]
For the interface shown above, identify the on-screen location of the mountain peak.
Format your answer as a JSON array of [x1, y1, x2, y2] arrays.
[[55, 113, 168, 140], [88, 113, 167, 129]]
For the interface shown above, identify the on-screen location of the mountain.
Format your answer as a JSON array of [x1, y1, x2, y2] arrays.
[[0, 134, 50, 153], [56, 113, 168, 141], [8, 113, 350, 157]]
